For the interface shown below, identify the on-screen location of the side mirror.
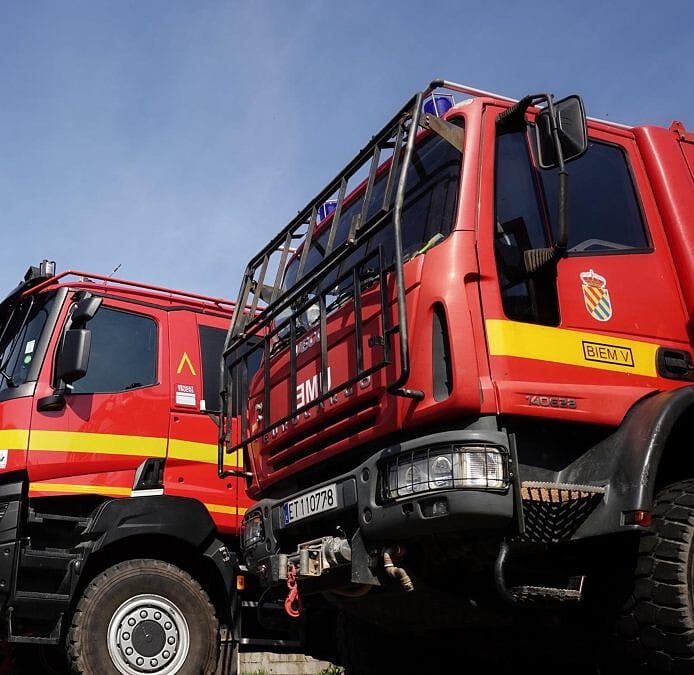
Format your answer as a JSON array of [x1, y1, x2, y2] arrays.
[[535, 95, 588, 169], [57, 328, 92, 384], [72, 296, 102, 325]]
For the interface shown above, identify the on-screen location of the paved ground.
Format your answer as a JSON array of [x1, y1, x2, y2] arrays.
[[240, 653, 334, 674]]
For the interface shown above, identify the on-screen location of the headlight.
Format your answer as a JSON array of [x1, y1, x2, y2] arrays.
[[384, 445, 508, 500], [241, 510, 264, 550]]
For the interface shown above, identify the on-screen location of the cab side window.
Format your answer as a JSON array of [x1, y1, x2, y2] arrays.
[[199, 325, 227, 412], [540, 140, 649, 253], [495, 130, 558, 325], [494, 130, 650, 325], [70, 307, 157, 394]]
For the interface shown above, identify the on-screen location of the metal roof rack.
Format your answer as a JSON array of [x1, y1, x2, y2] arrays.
[[24, 269, 235, 313]]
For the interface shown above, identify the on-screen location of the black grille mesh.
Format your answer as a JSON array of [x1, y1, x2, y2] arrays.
[[521, 494, 602, 544]]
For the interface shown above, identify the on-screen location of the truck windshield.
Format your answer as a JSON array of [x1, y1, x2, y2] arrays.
[[282, 124, 463, 293], [0, 293, 54, 392]]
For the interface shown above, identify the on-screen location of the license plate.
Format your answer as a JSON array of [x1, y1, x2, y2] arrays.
[[283, 484, 338, 524]]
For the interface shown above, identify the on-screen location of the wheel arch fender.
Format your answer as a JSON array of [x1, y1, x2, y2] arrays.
[[607, 386, 694, 511], [77, 496, 237, 619]]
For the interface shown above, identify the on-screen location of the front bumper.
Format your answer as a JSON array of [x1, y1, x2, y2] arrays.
[[242, 428, 515, 586]]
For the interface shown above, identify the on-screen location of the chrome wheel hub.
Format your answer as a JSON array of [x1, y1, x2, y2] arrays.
[[107, 594, 190, 674]]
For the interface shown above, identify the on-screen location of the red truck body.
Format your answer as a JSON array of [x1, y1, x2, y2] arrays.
[[222, 81, 694, 672], [1, 268, 249, 529], [0, 266, 259, 673]]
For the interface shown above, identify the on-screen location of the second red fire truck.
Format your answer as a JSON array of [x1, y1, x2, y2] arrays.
[[220, 80, 694, 673], [0, 263, 258, 674]]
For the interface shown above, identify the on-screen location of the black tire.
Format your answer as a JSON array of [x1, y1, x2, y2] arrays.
[[613, 479, 694, 673], [67, 559, 219, 675], [336, 612, 419, 675]]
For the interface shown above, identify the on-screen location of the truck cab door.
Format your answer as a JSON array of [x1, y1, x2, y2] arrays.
[[163, 312, 246, 534], [480, 112, 691, 425], [29, 297, 170, 498]]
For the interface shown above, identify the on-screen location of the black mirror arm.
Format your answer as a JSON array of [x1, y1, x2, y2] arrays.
[[523, 168, 569, 274], [496, 93, 549, 129], [497, 92, 569, 259], [37, 387, 67, 412], [514, 96, 571, 274], [546, 96, 569, 253]]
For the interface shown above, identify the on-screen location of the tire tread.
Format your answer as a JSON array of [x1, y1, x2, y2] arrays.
[[615, 479, 694, 672], [66, 558, 218, 675]]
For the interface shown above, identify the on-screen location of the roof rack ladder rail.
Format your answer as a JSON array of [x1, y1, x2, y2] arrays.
[[240, 350, 250, 448], [270, 231, 295, 304], [289, 318, 298, 417], [220, 270, 260, 476], [218, 337, 254, 479], [249, 254, 270, 318], [227, 273, 255, 345], [355, 145, 382, 238], [296, 206, 319, 281], [381, 124, 405, 213], [353, 265, 364, 373], [319, 294, 329, 397], [324, 178, 348, 257], [263, 334, 271, 436], [388, 91, 425, 400], [377, 246, 392, 364]]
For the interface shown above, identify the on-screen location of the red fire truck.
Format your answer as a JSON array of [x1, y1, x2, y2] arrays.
[[0, 263, 252, 674], [220, 80, 694, 673]]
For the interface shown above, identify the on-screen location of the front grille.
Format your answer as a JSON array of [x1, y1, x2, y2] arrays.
[[520, 482, 605, 544]]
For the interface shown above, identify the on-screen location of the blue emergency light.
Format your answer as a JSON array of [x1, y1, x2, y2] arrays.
[[318, 200, 337, 222], [423, 94, 454, 117]]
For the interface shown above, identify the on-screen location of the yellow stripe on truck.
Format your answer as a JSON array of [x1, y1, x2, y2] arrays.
[[14, 430, 242, 466], [485, 319, 659, 377], [30, 482, 132, 496], [168, 438, 243, 467], [204, 503, 247, 516], [29, 431, 167, 457], [29, 484, 245, 517], [0, 429, 30, 449]]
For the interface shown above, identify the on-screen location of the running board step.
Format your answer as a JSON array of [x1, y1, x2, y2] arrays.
[[509, 576, 585, 605], [14, 590, 70, 604]]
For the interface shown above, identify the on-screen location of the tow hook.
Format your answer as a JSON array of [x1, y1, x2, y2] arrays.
[[383, 546, 414, 592], [284, 563, 303, 618]]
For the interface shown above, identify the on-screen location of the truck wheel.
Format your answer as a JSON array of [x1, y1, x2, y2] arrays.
[[67, 559, 219, 675], [614, 479, 694, 672]]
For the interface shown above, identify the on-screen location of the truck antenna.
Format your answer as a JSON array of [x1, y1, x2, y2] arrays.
[[108, 263, 122, 278]]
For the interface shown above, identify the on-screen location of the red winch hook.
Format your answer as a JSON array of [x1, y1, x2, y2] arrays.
[[284, 563, 303, 618]]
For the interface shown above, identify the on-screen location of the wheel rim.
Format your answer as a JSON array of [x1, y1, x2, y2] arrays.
[[107, 594, 190, 675]]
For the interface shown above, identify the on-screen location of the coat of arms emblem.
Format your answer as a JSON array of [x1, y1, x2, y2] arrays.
[[580, 269, 612, 322]]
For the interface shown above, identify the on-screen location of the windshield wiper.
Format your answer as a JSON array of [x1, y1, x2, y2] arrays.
[[0, 297, 35, 390], [0, 368, 19, 389], [0, 366, 17, 388]]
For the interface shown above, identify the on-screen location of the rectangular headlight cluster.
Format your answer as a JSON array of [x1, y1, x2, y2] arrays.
[[383, 445, 508, 501], [241, 510, 265, 550]]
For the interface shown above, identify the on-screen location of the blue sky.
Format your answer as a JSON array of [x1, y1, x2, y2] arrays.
[[1, 0, 692, 299]]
